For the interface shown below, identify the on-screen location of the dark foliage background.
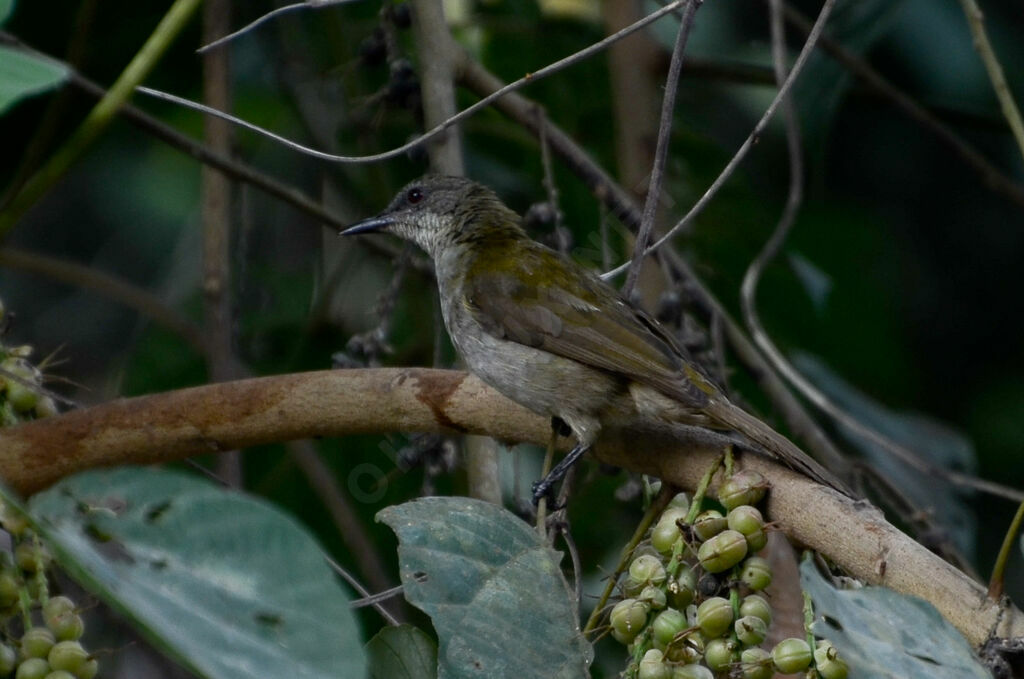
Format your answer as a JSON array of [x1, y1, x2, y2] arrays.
[[2, 0, 1023, 673]]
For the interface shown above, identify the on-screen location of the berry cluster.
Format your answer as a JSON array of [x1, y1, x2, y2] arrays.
[[0, 348, 57, 427], [0, 299, 58, 426], [608, 470, 847, 679], [0, 506, 97, 679]]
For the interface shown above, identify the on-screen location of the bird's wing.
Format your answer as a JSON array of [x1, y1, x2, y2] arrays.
[[464, 246, 713, 410]]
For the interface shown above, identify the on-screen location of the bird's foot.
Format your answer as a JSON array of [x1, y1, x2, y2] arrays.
[[531, 442, 589, 506]]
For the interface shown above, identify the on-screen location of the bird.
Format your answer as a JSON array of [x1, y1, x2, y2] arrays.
[[342, 175, 847, 501]]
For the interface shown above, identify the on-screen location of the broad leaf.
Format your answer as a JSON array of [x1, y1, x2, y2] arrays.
[[25, 467, 366, 679], [367, 624, 438, 679], [801, 559, 989, 678], [793, 352, 977, 555], [378, 497, 591, 679], [0, 46, 68, 115]]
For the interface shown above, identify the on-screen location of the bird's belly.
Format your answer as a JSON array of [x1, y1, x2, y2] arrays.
[[453, 327, 619, 439]]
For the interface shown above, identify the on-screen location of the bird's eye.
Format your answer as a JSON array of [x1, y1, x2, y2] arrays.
[[406, 188, 424, 204]]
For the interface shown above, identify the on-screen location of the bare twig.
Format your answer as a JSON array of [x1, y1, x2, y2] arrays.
[[955, 0, 1024, 163], [202, 0, 242, 487], [321, 551, 400, 626], [0, 0, 204, 236], [134, 0, 688, 166], [779, 1, 1024, 210], [0, 248, 205, 354], [1, 368, 1021, 644], [602, 0, 839, 279], [196, 0, 361, 54], [288, 440, 403, 618], [622, 0, 700, 298]]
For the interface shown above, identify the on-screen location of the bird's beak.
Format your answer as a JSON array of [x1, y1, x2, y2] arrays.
[[341, 215, 394, 236]]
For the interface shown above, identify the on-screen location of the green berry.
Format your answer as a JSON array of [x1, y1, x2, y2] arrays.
[[43, 597, 76, 625], [739, 594, 772, 625], [695, 596, 733, 638], [33, 397, 58, 419], [47, 642, 88, 673], [21, 627, 55, 659], [650, 520, 681, 555], [0, 643, 16, 674], [814, 640, 848, 679], [670, 663, 713, 679], [627, 554, 667, 591], [73, 658, 98, 679], [740, 647, 773, 679], [0, 505, 30, 537], [692, 510, 727, 541], [771, 638, 812, 674], [15, 542, 50, 573], [717, 470, 768, 510], [697, 529, 748, 573], [664, 632, 703, 664], [0, 571, 19, 607], [734, 615, 768, 646], [15, 658, 49, 679], [667, 567, 696, 609], [49, 613, 85, 642], [44, 672, 75, 679], [638, 648, 670, 679], [704, 637, 739, 672], [739, 556, 773, 591], [610, 598, 650, 640], [727, 505, 768, 551], [639, 585, 667, 610], [667, 492, 690, 512], [651, 608, 688, 645]]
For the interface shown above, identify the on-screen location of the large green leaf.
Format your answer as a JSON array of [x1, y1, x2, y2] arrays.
[[378, 497, 592, 679], [367, 624, 438, 679], [25, 467, 365, 679], [0, 0, 13, 25], [0, 46, 68, 115], [793, 352, 977, 555], [801, 559, 989, 678]]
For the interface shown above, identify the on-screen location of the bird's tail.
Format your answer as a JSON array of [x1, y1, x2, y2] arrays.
[[703, 398, 851, 495]]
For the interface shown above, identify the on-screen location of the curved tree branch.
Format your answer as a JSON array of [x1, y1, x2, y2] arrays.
[[0, 368, 1019, 646]]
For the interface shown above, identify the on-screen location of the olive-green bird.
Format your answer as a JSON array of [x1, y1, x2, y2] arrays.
[[343, 175, 846, 500]]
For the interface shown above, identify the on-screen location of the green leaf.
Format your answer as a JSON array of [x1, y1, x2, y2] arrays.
[[787, 252, 833, 313], [801, 558, 989, 678], [367, 624, 438, 679], [378, 497, 592, 679], [0, 0, 12, 25], [0, 46, 69, 115], [26, 467, 366, 679], [792, 352, 977, 555]]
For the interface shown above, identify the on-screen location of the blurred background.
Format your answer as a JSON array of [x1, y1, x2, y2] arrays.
[[1, 0, 1023, 674]]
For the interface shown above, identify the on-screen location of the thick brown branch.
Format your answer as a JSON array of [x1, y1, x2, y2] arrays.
[[0, 368, 1019, 646]]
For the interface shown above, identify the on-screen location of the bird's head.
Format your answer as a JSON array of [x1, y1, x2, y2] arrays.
[[342, 175, 524, 259]]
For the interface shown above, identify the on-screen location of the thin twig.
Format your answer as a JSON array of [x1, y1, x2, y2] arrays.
[[602, 0, 839, 279], [0, 0, 204, 236], [779, 1, 1024, 210], [622, 0, 700, 298], [196, 0, 360, 54], [322, 552, 400, 626], [289, 440, 403, 619], [988, 500, 1024, 599], [0, 248, 205, 354], [537, 109, 566, 245], [133, 0, 688, 166], [955, 0, 1024, 163]]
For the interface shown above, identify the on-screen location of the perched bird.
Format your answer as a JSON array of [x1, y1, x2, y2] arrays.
[[343, 175, 846, 500]]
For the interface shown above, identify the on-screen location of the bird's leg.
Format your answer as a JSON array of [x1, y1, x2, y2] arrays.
[[536, 418, 570, 530], [532, 441, 590, 506]]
